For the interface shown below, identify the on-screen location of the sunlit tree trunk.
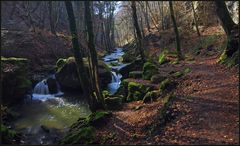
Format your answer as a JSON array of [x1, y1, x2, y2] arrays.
[[191, 1, 200, 37]]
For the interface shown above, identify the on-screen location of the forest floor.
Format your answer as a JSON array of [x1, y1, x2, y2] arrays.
[[95, 26, 239, 145], [95, 54, 239, 145]]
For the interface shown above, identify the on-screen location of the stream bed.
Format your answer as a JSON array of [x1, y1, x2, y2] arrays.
[[11, 48, 126, 145]]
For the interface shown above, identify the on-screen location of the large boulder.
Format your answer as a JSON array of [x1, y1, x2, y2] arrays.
[[119, 59, 143, 78], [55, 57, 111, 92], [1, 57, 32, 105], [116, 78, 158, 102], [142, 62, 158, 80]]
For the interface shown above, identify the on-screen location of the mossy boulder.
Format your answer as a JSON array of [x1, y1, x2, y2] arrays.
[[143, 90, 160, 103], [172, 68, 191, 78], [55, 57, 111, 92], [142, 62, 158, 80], [159, 79, 177, 92], [1, 57, 32, 105], [105, 96, 123, 110], [129, 71, 143, 79], [60, 126, 95, 144], [1, 124, 21, 144], [46, 78, 58, 94], [150, 74, 167, 84], [62, 111, 112, 144], [119, 59, 143, 78]]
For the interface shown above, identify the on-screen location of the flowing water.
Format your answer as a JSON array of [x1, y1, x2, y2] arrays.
[[12, 48, 126, 144], [103, 48, 129, 95], [13, 75, 91, 145]]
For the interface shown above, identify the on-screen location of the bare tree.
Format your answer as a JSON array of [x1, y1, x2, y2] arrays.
[[169, 1, 183, 60], [131, 1, 145, 62]]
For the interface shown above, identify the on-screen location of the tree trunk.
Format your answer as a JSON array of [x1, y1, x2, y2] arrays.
[[64, 1, 96, 112], [214, 1, 238, 58], [131, 1, 145, 62], [191, 1, 200, 37], [84, 1, 105, 109], [169, 1, 183, 60], [48, 1, 56, 35], [214, 1, 236, 36]]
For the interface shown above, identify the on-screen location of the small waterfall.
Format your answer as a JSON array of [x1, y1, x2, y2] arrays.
[[108, 71, 122, 95], [33, 79, 49, 94], [32, 74, 64, 101]]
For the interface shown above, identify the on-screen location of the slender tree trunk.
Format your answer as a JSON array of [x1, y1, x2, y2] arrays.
[[84, 1, 104, 109], [169, 1, 183, 60], [191, 1, 200, 37], [48, 1, 56, 35], [65, 1, 96, 112], [131, 1, 145, 62]]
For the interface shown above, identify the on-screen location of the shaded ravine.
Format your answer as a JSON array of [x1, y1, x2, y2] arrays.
[[11, 48, 127, 145]]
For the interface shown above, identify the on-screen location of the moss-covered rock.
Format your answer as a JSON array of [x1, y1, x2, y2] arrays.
[[129, 71, 143, 79], [150, 74, 167, 84], [218, 50, 239, 67], [119, 59, 143, 78], [159, 79, 176, 92], [60, 126, 95, 144], [173, 68, 191, 78], [63, 111, 112, 144], [143, 90, 160, 103], [142, 62, 158, 80], [105, 96, 123, 110], [55, 57, 111, 92], [1, 124, 21, 144], [46, 78, 58, 94], [1, 56, 32, 105], [126, 81, 153, 101]]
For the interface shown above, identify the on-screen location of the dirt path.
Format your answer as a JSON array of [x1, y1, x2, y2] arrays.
[[96, 55, 239, 145], [154, 55, 239, 145]]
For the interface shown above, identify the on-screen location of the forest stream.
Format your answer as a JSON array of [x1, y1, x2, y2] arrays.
[[10, 48, 126, 145]]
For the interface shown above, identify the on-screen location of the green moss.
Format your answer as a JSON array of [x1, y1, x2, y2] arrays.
[[159, 79, 170, 91], [183, 68, 191, 74], [60, 126, 95, 144], [105, 96, 122, 110], [133, 91, 142, 100], [218, 51, 227, 64], [1, 124, 19, 144], [86, 111, 111, 125], [56, 58, 67, 73], [173, 71, 184, 78], [132, 105, 144, 111], [1, 56, 28, 61], [127, 82, 141, 101], [218, 50, 239, 68], [102, 90, 110, 98], [143, 90, 160, 103], [129, 71, 143, 79], [170, 60, 179, 65], [142, 62, 158, 80], [158, 51, 168, 65], [150, 74, 167, 84]]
